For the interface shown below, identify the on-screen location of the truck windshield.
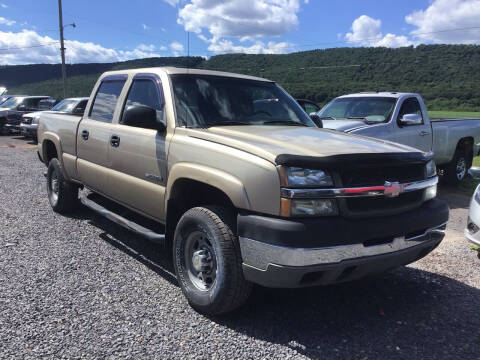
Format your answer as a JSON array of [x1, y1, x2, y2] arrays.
[[171, 74, 315, 128], [0, 96, 23, 109], [318, 97, 397, 123]]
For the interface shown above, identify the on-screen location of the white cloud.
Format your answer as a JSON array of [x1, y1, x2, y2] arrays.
[[0, 30, 168, 65], [170, 41, 184, 56], [0, 17, 15, 26], [406, 0, 480, 44], [0, 3, 7, 8], [175, 0, 302, 54], [345, 15, 413, 48], [142, 23, 150, 30]]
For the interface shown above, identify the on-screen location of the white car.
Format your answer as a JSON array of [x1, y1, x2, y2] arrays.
[[465, 184, 480, 248]]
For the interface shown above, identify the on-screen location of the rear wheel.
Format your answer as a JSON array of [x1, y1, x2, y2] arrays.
[[47, 158, 79, 213], [173, 206, 252, 315], [443, 149, 469, 186]]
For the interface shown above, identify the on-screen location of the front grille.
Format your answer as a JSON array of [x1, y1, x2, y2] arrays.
[[344, 190, 424, 216], [339, 164, 426, 187]]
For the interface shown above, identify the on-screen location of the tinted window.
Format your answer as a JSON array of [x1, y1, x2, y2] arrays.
[[172, 74, 314, 128], [304, 102, 320, 114], [121, 79, 164, 129], [90, 80, 125, 122], [398, 98, 423, 121]]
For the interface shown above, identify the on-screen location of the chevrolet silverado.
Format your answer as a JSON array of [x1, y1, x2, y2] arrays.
[[37, 68, 449, 314]]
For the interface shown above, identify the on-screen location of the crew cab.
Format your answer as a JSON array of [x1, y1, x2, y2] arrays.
[[37, 68, 449, 314], [0, 96, 55, 134], [317, 92, 480, 185]]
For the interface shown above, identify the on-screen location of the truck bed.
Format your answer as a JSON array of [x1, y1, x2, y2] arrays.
[[38, 112, 82, 157]]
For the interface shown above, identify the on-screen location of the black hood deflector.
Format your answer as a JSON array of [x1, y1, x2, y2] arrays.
[[275, 152, 433, 169]]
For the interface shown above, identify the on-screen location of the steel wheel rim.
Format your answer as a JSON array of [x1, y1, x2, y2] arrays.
[[49, 170, 59, 204], [184, 231, 217, 291], [456, 157, 467, 180]]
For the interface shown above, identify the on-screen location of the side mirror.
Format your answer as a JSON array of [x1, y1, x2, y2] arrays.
[[17, 104, 26, 111], [122, 105, 166, 132], [399, 113, 422, 126], [309, 113, 323, 128]]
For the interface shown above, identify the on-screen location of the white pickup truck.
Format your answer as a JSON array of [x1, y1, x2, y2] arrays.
[[316, 92, 480, 184]]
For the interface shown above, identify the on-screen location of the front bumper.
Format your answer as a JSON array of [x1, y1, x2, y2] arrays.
[[238, 198, 449, 288], [20, 123, 38, 137], [465, 186, 480, 246]]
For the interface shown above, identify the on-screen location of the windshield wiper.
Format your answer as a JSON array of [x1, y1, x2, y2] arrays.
[[261, 120, 309, 127]]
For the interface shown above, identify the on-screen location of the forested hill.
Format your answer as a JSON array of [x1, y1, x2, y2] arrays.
[[4, 44, 480, 111]]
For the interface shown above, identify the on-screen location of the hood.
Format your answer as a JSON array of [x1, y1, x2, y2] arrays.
[[23, 111, 42, 118], [188, 125, 420, 164], [321, 119, 368, 132]]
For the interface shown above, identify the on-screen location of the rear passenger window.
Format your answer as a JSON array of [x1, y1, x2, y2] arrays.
[[90, 80, 126, 122]]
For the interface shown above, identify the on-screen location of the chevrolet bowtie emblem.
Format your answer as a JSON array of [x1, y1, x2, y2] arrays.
[[384, 181, 404, 197]]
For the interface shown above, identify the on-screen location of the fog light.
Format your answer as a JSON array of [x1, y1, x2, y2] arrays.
[[290, 199, 338, 217], [425, 185, 437, 201], [467, 218, 479, 234]]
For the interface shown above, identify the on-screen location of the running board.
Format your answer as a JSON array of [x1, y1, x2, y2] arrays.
[[80, 194, 166, 245]]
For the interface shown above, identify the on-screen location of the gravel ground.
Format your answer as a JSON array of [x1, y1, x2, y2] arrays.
[[1, 140, 479, 359]]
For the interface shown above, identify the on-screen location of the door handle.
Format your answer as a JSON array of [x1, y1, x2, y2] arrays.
[[110, 134, 120, 147], [81, 129, 89, 140], [419, 131, 430, 136]]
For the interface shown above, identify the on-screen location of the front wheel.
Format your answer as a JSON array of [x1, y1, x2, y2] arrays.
[[173, 206, 252, 315], [47, 158, 79, 213], [443, 149, 469, 186]]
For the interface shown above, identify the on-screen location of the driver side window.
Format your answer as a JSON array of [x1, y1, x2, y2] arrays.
[[398, 98, 423, 124], [121, 79, 165, 129]]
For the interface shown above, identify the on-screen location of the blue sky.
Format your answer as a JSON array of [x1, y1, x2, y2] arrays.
[[0, 0, 479, 64]]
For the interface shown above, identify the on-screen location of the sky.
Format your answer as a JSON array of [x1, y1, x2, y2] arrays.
[[0, 0, 479, 65]]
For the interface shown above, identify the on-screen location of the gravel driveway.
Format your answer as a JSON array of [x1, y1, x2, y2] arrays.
[[1, 140, 479, 359]]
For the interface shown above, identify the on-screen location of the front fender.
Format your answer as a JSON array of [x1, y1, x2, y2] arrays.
[[166, 162, 251, 211]]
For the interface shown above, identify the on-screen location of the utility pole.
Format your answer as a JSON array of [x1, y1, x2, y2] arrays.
[[58, 0, 67, 98]]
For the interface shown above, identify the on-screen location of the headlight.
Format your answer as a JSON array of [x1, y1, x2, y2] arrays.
[[279, 166, 333, 187], [281, 198, 338, 217], [425, 160, 437, 178], [425, 184, 437, 201], [475, 185, 480, 204], [31, 116, 40, 124]]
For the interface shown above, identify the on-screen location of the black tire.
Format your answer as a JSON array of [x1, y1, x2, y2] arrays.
[[0, 119, 6, 135], [443, 149, 469, 186], [46, 158, 79, 213], [173, 206, 252, 315]]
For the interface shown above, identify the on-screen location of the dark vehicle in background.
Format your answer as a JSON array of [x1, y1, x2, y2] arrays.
[[297, 99, 320, 114], [20, 97, 88, 141], [0, 96, 55, 134]]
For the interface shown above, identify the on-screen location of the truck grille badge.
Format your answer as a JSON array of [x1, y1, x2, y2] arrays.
[[384, 181, 404, 197]]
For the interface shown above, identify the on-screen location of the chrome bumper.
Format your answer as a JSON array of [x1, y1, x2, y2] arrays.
[[240, 223, 446, 271]]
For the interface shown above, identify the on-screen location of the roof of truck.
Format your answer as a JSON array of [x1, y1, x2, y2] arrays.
[[101, 66, 273, 83], [338, 92, 418, 99]]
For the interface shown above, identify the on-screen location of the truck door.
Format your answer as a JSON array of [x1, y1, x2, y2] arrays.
[[77, 76, 127, 195], [108, 74, 168, 221], [393, 97, 432, 152]]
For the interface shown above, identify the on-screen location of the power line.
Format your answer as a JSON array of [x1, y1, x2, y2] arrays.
[[0, 42, 59, 51]]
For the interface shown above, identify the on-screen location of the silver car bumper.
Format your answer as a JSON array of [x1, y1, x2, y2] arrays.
[[465, 185, 480, 246], [240, 223, 447, 271]]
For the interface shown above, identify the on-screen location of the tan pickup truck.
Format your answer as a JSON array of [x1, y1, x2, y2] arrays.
[[37, 67, 449, 314]]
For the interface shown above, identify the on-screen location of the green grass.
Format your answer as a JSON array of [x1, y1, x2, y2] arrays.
[[429, 111, 480, 119], [474, 156, 480, 167]]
